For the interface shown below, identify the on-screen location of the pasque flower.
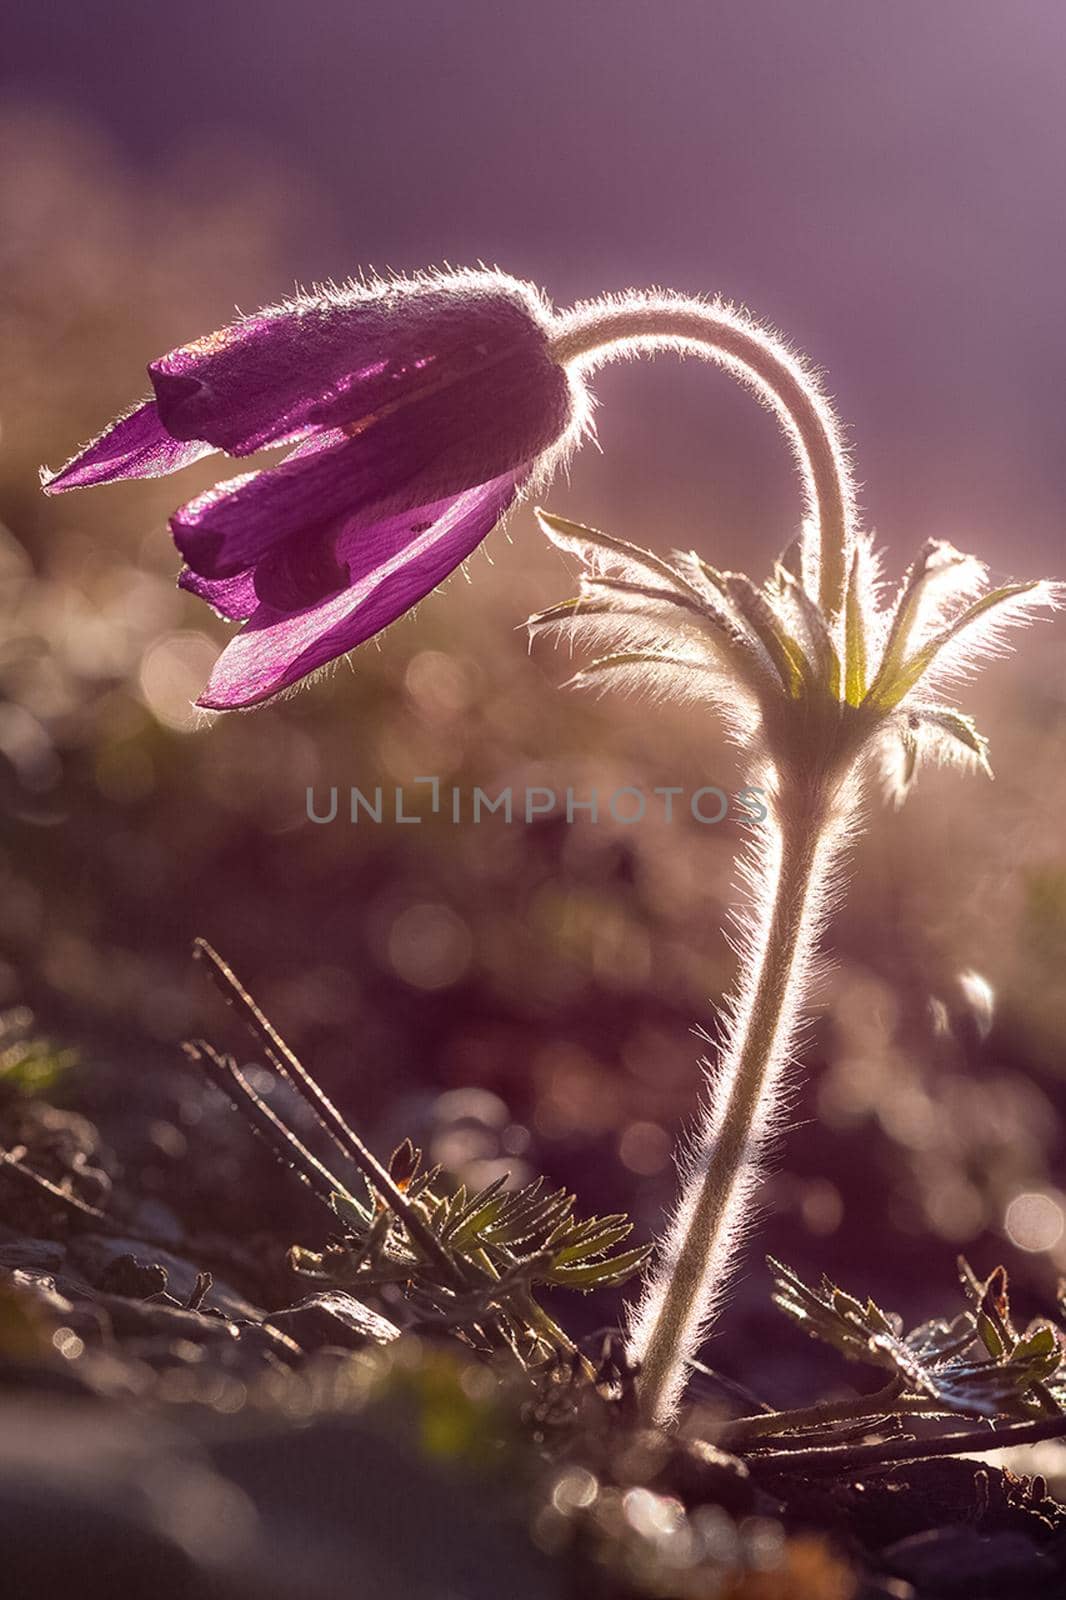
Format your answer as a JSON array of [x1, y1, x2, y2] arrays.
[[43, 271, 578, 708], [44, 268, 1060, 1426]]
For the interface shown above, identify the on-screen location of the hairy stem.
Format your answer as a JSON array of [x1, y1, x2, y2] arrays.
[[550, 296, 855, 616], [626, 780, 845, 1423], [549, 294, 860, 1422]]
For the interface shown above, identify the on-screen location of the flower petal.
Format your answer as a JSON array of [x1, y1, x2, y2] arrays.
[[150, 273, 564, 456], [171, 346, 569, 579], [196, 471, 521, 709], [178, 566, 259, 621], [41, 401, 214, 493], [249, 488, 461, 611]]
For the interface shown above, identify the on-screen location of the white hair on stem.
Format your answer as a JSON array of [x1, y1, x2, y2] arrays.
[[549, 290, 859, 619], [625, 765, 862, 1421]]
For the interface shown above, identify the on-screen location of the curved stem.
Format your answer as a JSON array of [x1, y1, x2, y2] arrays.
[[546, 294, 861, 1423], [626, 780, 844, 1423], [550, 296, 855, 617]]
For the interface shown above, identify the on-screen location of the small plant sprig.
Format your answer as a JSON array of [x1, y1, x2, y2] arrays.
[[186, 940, 649, 1371], [710, 1256, 1066, 1473]]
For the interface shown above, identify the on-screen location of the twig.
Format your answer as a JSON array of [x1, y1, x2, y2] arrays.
[[716, 1377, 919, 1446], [747, 1412, 1066, 1476], [190, 941, 466, 1290], [0, 1147, 114, 1223], [183, 1039, 353, 1209], [194, 938, 380, 1180], [187, 1271, 212, 1312], [740, 1414, 908, 1453]]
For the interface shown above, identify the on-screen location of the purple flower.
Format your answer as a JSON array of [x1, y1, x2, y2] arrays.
[[43, 271, 577, 708]]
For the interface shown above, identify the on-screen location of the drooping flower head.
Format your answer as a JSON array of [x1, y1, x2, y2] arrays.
[[43, 270, 582, 708]]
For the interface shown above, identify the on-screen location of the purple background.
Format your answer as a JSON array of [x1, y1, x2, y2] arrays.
[[4, 0, 1064, 572]]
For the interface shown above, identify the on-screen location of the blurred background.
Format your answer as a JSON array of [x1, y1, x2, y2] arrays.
[[1, 0, 1065, 1397]]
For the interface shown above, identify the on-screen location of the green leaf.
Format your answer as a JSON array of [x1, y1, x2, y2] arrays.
[[872, 582, 1042, 710], [864, 541, 980, 707], [770, 1257, 910, 1374], [329, 1189, 373, 1232], [959, 1259, 1017, 1350], [777, 566, 842, 700], [444, 1174, 510, 1244], [1012, 1324, 1058, 1362], [535, 508, 705, 600], [581, 573, 776, 699], [723, 573, 808, 697], [553, 1222, 634, 1266], [771, 1257, 1062, 1421], [388, 1137, 421, 1188], [562, 651, 720, 694], [909, 707, 993, 779], [525, 595, 589, 631], [547, 1245, 652, 1290], [843, 549, 868, 705]]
